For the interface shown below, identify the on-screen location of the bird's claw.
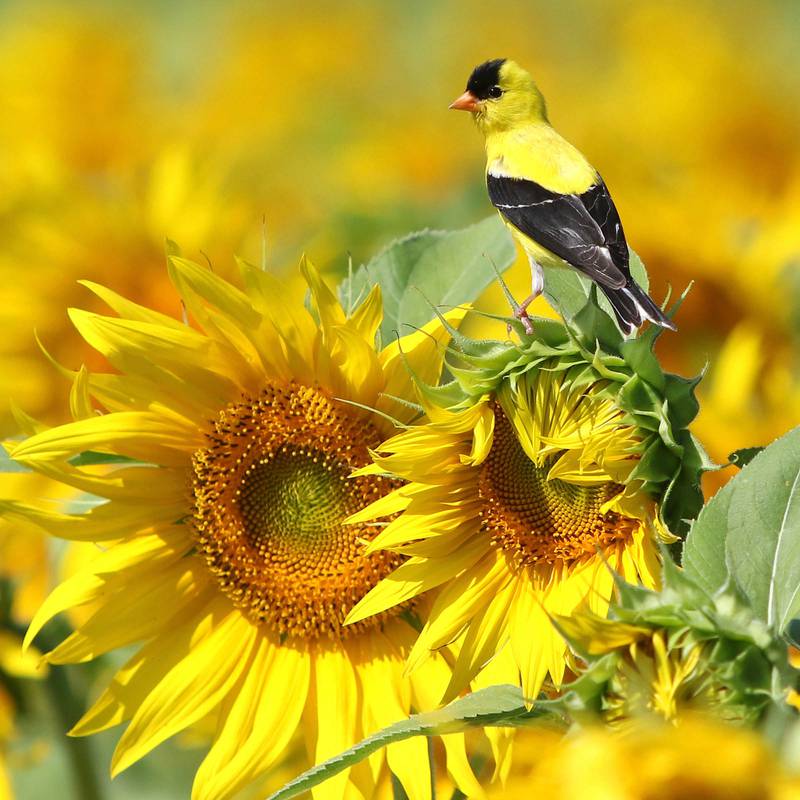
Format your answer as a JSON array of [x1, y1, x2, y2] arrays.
[[513, 307, 534, 335]]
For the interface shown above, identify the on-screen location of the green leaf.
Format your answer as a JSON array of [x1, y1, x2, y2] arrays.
[[266, 685, 543, 800], [338, 216, 516, 346], [544, 247, 650, 322], [1, 443, 142, 472], [67, 451, 141, 467], [682, 474, 740, 593], [725, 427, 800, 631], [684, 427, 800, 632], [728, 446, 765, 469]]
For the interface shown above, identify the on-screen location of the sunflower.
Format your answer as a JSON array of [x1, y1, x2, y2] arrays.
[[553, 561, 800, 728], [346, 305, 703, 704], [5, 256, 481, 800], [491, 717, 800, 800]]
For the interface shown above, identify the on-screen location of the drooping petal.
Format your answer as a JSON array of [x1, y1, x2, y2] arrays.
[[11, 411, 198, 467], [345, 534, 487, 627], [70, 591, 219, 737], [307, 645, 360, 800], [25, 529, 191, 650], [47, 561, 206, 664], [191, 638, 310, 800], [111, 602, 258, 775]]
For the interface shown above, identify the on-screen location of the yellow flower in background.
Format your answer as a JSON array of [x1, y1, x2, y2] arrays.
[[0, 632, 46, 800], [556, 616, 719, 725], [2, 0, 799, 481], [0, 475, 58, 625], [493, 717, 800, 800], [4, 257, 482, 800], [0, 686, 11, 800], [696, 322, 800, 492], [0, 146, 264, 435], [346, 366, 665, 703]]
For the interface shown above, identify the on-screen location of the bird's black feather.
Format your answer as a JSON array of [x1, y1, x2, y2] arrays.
[[487, 173, 629, 288], [467, 59, 506, 100]]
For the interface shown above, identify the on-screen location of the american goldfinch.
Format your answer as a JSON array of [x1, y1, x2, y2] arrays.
[[451, 58, 676, 335]]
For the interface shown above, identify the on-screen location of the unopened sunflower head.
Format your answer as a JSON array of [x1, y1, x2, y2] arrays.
[[3, 256, 481, 800], [344, 291, 707, 702], [552, 559, 800, 727], [440, 288, 706, 534]]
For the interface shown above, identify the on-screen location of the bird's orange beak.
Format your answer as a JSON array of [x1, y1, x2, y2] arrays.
[[449, 91, 480, 112]]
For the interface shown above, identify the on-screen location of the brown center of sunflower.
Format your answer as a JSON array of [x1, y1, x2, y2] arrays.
[[478, 403, 637, 567], [190, 382, 404, 640]]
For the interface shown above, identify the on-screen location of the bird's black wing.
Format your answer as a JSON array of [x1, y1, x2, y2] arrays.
[[487, 173, 630, 289]]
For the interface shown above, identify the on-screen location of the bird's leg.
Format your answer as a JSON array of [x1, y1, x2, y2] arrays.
[[513, 258, 544, 334]]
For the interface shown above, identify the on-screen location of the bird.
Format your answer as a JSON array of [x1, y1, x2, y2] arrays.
[[450, 58, 676, 336]]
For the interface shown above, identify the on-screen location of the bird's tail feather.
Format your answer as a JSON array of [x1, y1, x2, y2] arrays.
[[599, 281, 677, 335]]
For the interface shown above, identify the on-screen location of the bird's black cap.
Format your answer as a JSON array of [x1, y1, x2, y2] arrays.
[[466, 59, 506, 99]]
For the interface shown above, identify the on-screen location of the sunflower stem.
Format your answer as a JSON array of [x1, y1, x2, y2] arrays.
[[43, 662, 104, 800]]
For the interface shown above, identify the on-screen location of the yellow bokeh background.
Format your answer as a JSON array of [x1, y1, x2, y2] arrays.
[[2, 0, 799, 486], [1, 2, 799, 796]]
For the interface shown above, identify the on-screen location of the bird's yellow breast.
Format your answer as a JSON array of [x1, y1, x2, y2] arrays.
[[485, 124, 597, 195]]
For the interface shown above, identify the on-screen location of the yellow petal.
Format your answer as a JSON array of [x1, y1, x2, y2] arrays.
[[301, 256, 346, 336], [79, 280, 188, 330], [327, 324, 383, 403], [309, 645, 359, 800], [111, 604, 258, 775], [69, 365, 94, 420], [2, 497, 187, 543], [26, 530, 189, 650], [442, 581, 516, 703], [237, 258, 316, 380], [9, 462, 187, 506], [11, 411, 197, 467], [167, 257, 268, 388], [345, 534, 486, 627], [378, 307, 468, 425], [348, 283, 383, 344], [409, 656, 484, 799], [0, 631, 46, 679], [510, 579, 552, 703], [167, 257, 260, 330], [409, 551, 507, 667], [359, 633, 430, 800], [471, 645, 519, 783], [47, 561, 205, 664], [70, 592, 218, 737], [69, 308, 238, 405], [192, 638, 310, 800]]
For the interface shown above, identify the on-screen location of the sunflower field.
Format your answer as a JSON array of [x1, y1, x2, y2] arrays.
[[1, 2, 800, 799]]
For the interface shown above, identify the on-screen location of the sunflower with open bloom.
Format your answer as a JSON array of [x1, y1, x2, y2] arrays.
[[346, 305, 704, 703], [3, 257, 482, 800]]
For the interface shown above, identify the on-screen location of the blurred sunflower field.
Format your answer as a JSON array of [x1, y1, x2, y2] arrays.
[[1, 1, 799, 798]]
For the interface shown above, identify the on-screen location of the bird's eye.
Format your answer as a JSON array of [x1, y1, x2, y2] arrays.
[[488, 85, 503, 99]]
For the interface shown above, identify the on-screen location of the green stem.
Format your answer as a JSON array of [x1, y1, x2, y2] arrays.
[[43, 663, 104, 800]]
